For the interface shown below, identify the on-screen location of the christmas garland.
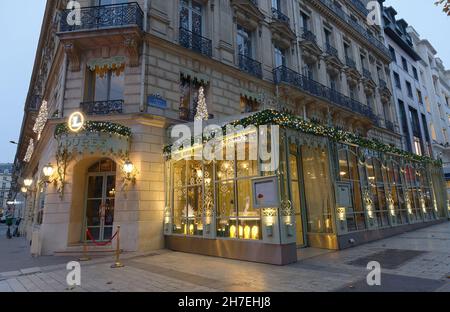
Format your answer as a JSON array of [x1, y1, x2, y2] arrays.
[[164, 109, 442, 167], [55, 121, 132, 138]]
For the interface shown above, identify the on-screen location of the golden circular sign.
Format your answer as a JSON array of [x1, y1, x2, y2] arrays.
[[68, 112, 85, 132]]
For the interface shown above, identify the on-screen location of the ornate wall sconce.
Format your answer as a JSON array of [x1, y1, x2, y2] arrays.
[[123, 160, 137, 184], [42, 163, 56, 184], [121, 159, 138, 197]]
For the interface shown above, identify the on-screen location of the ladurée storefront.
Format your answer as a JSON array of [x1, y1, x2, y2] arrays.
[[163, 110, 449, 265]]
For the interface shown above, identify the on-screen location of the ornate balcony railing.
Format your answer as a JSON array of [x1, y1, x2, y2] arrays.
[[363, 68, 372, 80], [385, 120, 395, 132], [317, 0, 391, 59], [345, 57, 356, 69], [273, 66, 376, 121], [59, 2, 144, 32], [301, 29, 317, 44], [350, 0, 369, 16], [325, 43, 339, 58], [271, 8, 290, 25], [238, 54, 262, 79], [179, 107, 214, 122], [179, 27, 212, 58], [81, 100, 124, 115]]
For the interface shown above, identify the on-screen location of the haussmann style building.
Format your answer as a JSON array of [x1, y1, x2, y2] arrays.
[[11, 0, 449, 265]]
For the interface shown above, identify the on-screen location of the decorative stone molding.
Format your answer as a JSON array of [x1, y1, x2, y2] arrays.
[[64, 41, 80, 72], [124, 36, 141, 67]]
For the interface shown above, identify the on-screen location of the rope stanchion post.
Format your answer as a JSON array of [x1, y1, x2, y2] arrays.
[[111, 225, 124, 269], [78, 230, 91, 262]]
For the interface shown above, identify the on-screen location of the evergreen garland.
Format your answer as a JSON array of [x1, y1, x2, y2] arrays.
[[164, 109, 442, 167], [55, 121, 132, 138]]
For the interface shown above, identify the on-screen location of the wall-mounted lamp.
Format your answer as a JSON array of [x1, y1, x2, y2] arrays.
[[43, 163, 55, 180], [123, 160, 136, 183], [21, 186, 28, 194], [23, 178, 33, 188]]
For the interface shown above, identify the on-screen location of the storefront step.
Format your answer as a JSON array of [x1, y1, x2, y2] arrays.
[[53, 245, 116, 257]]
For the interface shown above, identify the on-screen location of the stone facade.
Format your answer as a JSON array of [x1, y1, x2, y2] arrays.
[[12, 0, 406, 256]]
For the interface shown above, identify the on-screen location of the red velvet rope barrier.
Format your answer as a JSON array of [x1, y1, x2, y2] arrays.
[[86, 228, 119, 247]]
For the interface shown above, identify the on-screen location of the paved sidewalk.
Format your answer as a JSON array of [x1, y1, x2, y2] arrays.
[[0, 222, 449, 292], [0, 224, 75, 273]]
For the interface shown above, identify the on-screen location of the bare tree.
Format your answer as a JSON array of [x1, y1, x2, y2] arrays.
[[435, 0, 450, 15]]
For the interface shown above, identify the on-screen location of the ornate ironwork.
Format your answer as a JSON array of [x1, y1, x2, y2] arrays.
[[179, 27, 212, 58], [301, 29, 317, 44], [271, 7, 290, 25], [350, 0, 369, 16], [59, 2, 144, 32], [325, 43, 339, 58], [317, 0, 391, 59], [238, 54, 262, 79], [363, 68, 372, 80], [345, 57, 356, 69], [81, 100, 124, 115], [273, 65, 377, 122], [385, 120, 395, 132]]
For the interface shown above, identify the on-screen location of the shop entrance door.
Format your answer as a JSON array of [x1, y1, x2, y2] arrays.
[[84, 159, 116, 242], [288, 144, 308, 248]]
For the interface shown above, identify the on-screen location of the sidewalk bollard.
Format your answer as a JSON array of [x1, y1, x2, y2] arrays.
[[78, 237, 91, 262], [111, 225, 124, 268]]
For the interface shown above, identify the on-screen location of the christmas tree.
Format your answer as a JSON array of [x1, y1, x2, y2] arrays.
[[195, 86, 209, 121]]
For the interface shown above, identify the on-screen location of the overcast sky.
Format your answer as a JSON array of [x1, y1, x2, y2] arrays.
[[0, 1, 449, 164]]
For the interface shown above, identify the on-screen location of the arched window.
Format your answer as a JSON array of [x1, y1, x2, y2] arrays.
[[85, 159, 117, 242]]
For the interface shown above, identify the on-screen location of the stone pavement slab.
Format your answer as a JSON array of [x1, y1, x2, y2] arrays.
[[0, 222, 449, 292]]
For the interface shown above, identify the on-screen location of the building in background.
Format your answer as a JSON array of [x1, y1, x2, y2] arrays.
[[406, 27, 450, 197], [0, 163, 13, 217], [380, 5, 431, 157], [9, 0, 447, 264]]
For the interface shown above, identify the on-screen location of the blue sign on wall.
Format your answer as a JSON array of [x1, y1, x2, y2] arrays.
[[148, 94, 167, 109]]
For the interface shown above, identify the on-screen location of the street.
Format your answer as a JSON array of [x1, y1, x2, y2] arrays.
[[0, 222, 449, 292]]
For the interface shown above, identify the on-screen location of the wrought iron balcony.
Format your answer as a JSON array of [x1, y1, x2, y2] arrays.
[[59, 2, 144, 32], [179, 27, 212, 58], [238, 54, 262, 79], [273, 66, 376, 121], [317, 0, 391, 59], [271, 8, 290, 26], [179, 107, 214, 122], [379, 78, 387, 88], [350, 0, 369, 16], [363, 68, 372, 80], [345, 57, 356, 69], [301, 30, 317, 44], [384, 120, 395, 132], [81, 100, 124, 115], [325, 43, 339, 58]]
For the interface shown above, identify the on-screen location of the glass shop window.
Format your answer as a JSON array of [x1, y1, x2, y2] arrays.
[[216, 140, 261, 240], [366, 158, 390, 227], [404, 165, 422, 221], [171, 159, 204, 236], [179, 75, 207, 121], [337, 146, 366, 232], [301, 146, 334, 234], [85, 64, 125, 102]]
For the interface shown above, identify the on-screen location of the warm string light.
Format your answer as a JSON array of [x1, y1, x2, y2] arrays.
[[55, 121, 132, 137], [163, 110, 441, 166], [23, 139, 35, 163], [33, 100, 48, 140]]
